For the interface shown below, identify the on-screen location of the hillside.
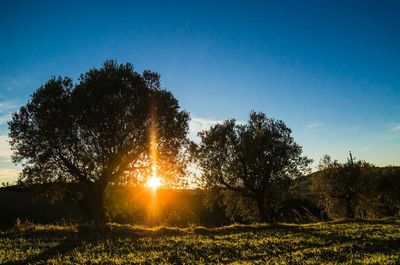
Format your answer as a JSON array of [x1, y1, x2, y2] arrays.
[[1, 220, 399, 264]]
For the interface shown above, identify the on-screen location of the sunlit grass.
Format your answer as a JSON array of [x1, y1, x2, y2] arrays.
[[1, 219, 399, 264]]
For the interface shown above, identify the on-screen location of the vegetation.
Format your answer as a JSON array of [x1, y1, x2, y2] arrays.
[[1, 220, 399, 264], [310, 154, 373, 219], [8, 61, 190, 224], [195, 111, 311, 222], [4, 60, 400, 264], [368, 166, 400, 217], [311, 155, 400, 220], [8, 60, 399, 226]]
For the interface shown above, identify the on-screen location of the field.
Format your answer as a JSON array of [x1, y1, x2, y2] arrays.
[[1, 220, 399, 264]]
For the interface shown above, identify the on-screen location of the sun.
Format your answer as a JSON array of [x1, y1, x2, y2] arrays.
[[146, 174, 162, 191], [146, 164, 162, 191]]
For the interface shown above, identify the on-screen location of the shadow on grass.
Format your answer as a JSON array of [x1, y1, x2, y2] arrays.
[[278, 224, 400, 263], [2, 237, 83, 265], [1, 220, 399, 264]]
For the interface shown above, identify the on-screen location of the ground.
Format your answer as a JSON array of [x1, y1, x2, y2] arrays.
[[0, 220, 399, 264]]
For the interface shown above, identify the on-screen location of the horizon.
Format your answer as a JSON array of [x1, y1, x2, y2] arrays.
[[1, 0, 400, 183]]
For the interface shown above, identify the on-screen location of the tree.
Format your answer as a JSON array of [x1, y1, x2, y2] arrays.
[[310, 154, 373, 219], [195, 111, 311, 222], [362, 166, 400, 218], [9, 60, 190, 224], [375, 167, 400, 216]]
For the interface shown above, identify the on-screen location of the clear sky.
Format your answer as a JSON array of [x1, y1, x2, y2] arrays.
[[1, 0, 399, 183]]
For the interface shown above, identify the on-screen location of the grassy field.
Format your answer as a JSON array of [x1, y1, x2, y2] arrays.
[[0, 220, 399, 264]]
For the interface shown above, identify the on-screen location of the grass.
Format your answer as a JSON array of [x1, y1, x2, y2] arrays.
[[0, 219, 399, 264]]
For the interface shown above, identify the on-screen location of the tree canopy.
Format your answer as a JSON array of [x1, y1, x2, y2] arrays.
[[310, 154, 399, 219], [195, 111, 311, 221], [9, 60, 190, 224]]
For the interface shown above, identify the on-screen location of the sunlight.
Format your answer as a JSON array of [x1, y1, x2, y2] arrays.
[[145, 105, 163, 192], [146, 174, 162, 191], [146, 165, 162, 191]]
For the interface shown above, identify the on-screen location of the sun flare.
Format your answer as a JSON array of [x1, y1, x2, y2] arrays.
[[146, 164, 162, 191], [146, 174, 162, 191]]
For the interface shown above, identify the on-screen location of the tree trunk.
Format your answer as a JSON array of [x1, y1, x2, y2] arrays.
[[87, 183, 107, 226], [344, 196, 355, 219], [256, 197, 268, 223]]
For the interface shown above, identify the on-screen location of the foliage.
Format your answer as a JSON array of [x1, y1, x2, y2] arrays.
[[310, 154, 375, 219], [105, 186, 211, 227], [195, 111, 311, 221], [1, 184, 323, 228], [1, 220, 399, 264], [358, 166, 400, 218], [8, 60, 190, 224]]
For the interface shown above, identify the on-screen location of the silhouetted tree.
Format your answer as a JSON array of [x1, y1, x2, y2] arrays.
[[362, 166, 400, 217], [195, 112, 311, 222], [9, 61, 190, 224], [310, 154, 373, 219]]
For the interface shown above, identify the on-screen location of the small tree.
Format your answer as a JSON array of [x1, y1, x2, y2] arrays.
[[9, 61, 190, 224], [195, 111, 311, 222], [310, 154, 373, 219]]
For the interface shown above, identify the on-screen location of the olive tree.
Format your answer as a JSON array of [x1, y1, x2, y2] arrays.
[[195, 111, 311, 222], [9, 61, 190, 224], [310, 154, 373, 219]]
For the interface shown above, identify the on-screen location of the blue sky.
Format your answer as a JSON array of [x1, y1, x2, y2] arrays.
[[1, 0, 399, 182]]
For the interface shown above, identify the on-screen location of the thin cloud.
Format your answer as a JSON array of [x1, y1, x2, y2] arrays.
[[189, 117, 223, 142], [11, 79, 21, 86], [189, 117, 246, 142], [0, 168, 20, 183], [393, 125, 400, 132], [0, 135, 12, 161], [306, 122, 323, 129], [0, 100, 18, 113], [2, 77, 30, 92], [0, 101, 19, 129], [0, 114, 11, 125]]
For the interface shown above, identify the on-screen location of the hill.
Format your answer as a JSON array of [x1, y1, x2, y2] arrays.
[[1, 220, 399, 264]]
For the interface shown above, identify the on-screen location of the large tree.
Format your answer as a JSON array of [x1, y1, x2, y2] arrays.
[[195, 112, 311, 222], [9, 61, 190, 224]]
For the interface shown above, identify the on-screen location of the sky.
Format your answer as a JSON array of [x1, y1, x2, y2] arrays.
[[0, 0, 399, 183]]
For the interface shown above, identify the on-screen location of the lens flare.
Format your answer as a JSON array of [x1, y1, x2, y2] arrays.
[[147, 164, 162, 191], [146, 175, 161, 191], [146, 101, 163, 191]]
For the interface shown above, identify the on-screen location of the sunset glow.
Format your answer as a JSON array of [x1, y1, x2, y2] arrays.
[[146, 164, 162, 191], [146, 174, 162, 191], [146, 101, 162, 192]]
